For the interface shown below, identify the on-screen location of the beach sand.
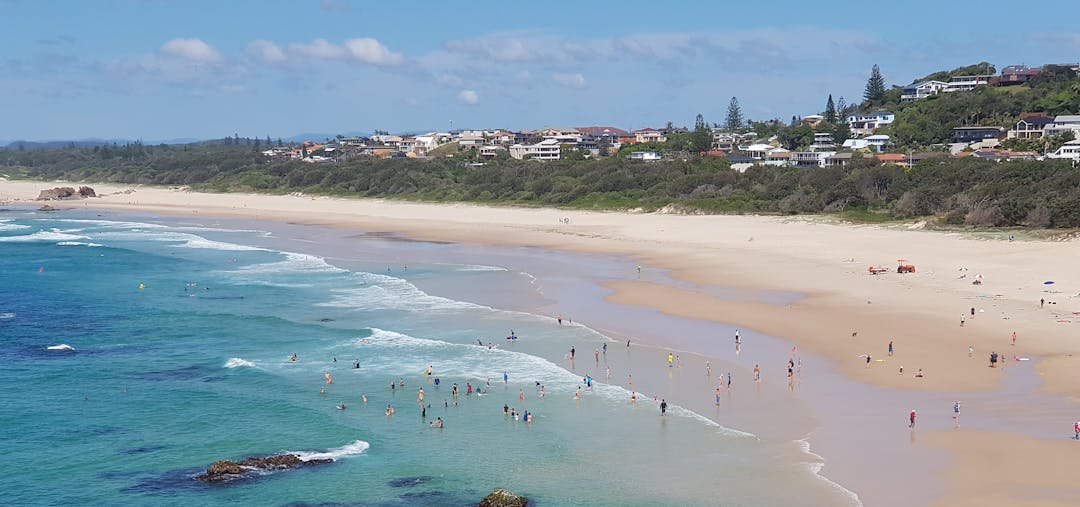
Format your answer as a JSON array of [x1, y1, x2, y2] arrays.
[[4, 179, 1080, 505]]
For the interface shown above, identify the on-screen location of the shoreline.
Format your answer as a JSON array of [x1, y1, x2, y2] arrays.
[[4, 180, 1080, 506]]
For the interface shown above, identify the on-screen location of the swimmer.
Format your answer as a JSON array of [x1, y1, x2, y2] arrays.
[[430, 417, 443, 428], [631, 392, 637, 403], [362, 394, 368, 403], [337, 402, 346, 410], [320, 387, 326, 395], [290, 353, 298, 362], [386, 404, 394, 416], [418, 387, 425, 404]]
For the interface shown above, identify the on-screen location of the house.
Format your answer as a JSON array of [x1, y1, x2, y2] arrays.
[[457, 134, 485, 147], [847, 112, 895, 137], [901, 80, 948, 101], [810, 132, 835, 152], [509, 138, 561, 160], [953, 126, 1005, 144], [945, 75, 992, 93], [842, 134, 889, 153], [578, 126, 629, 140], [479, 145, 506, 159], [632, 128, 667, 144], [489, 130, 516, 145], [725, 155, 756, 173], [1044, 115, 1080, 138], [1046, 139, 1080, 163], [875, 153, 908, 166], [712, 132, 738, 151], [972, 149, 1040, 161], [764, 148, 793, 166], [744, 143, 777, 160], [1007, 116, 1054, 139], [629, 151, 661, 161], [793, 151, 834, 168], [826, 152, 854, 166], [801, 115, 825, 128], [998, 65, 1042, 86]]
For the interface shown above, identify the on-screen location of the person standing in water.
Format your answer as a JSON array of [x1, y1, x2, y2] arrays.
[[715, 387, 721, 406], [668, 353, 674, 368], [660, 399, 667, 416], [909, 409, 917, 428], [753, 364, 761, 382], [735, 330, 740, 344]]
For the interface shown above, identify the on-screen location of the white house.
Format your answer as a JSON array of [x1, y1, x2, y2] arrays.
[[509, 139, 561, 160], [744, 143, 777, 160], [901, 80, 948, 102], [944, 75, 992, 93], [847, 112, 895, 137], [632, 128, 667, 144], [629, 151, 661, 161], [1046, 139, 1080, 163], [1044, 115, 1080, 138], [793, 151, 835, 167], [840, 135, 890, 152], [810, 132, 835, 152]]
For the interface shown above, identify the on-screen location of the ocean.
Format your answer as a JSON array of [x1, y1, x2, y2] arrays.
[[0, 209, 861, 506]]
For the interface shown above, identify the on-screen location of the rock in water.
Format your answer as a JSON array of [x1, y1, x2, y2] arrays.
[[195, 454, 333, 483], [477, 488, 528, 507]]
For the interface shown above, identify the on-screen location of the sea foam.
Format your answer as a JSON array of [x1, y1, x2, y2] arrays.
[[0, 230, 89, 242], [291, 440, 370, 462], [224, 357, 256, 369], [47, 344, 76, 351]]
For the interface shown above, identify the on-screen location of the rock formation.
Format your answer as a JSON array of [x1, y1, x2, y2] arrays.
[[477, 488, 528, 507], [36, 186, 96, 200], [194, 453, 332, 483]]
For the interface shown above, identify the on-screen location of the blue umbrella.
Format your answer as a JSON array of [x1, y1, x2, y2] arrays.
[[1043, 281, 1055, 285]]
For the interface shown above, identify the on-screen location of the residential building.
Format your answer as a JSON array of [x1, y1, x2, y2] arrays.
[[764, 148, 793, 166], [1046, 139, 1080, 164], [847, 112, 895, 137], [841, 134, 890, 153], [953, 126, 1005, 144], [479, 145, 506, 159], [1007, 116, 1054, 139], [712, 132, 738, 151], [809, 132, 835, 152], [875, 153, 908, 166], [944, 75, 992, 93], [629, 151, 661, 161], [998, 65, 1042, 86], [509, 139, 561, 160], [901, 80, 948, 102], [489, 130, 515, 145], [457, 134, 485, 147], [972, 149, 1039, 161], [1044, 115, 1080, 138], [578, 126, 629, 140], [801, 115, 825, 128], [826, 152, 854, 166], [744, 143, 777, 160], [793, 151, 834, 168], [632, 128, 667, 144]]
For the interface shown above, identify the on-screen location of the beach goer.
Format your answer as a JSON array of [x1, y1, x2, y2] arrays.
[[325, 372, 333, 384], [899, 366, 904, 375], [503, 371, 508, 383], [353, 359, 360, 369], [421, 403, 426, 419], [337, 402, 346, 410], [575, 386, 581, 399], [1040, 298, 1045, 308], [715, 388, 721, 406], [418, 388, 425, 404], [519, 389, 524, 401], [434, 377, 441, 387], [888, 341, 894, 356], [968, 345, 974, 358], [960, 314, 965, 327], [320, 387, 326, 395], [915, 368, 924, 378], [570, 347, 575, 360], [540, 385, 545, 397], [627, 339, 631, 348], [706, 360, 711, 377], [727, 372, 732, 388], [866, 355, 872, 369], [735, 330, 740, 344], [1075, 421, 1079, 440], [290, 353, 297, 362], [953, 401, 961, 426], [631, 392, 637, 403], [1011, 331, 1017, 346], [909, 409, 917, 428], [504, 404, 509, 416], [362, 394, 367, 403], [668, 353, 674, 367], [754, 364, 761, 382], [970, 307, 976, 317], [605, 366, 611, 380], [430, 417, 443, 428], [990, 352, 998, 368], [628, 373, 633, 385], [595, 349, 599, 363], [660, 399, 667, 416], [467, 383, 473, 395], [603, 342, 607, 354], [557, 315, 563, 325], [386, 404, 394, 416]]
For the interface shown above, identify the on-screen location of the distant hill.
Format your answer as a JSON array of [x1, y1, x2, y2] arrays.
[[3, 138, 204, 150]]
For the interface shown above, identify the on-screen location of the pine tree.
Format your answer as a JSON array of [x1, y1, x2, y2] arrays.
[[725, 97, 744, 130], [864, 64, 886, 103], [694, 113, 706, 131], [837, 97, 848, 120], [824, 94, 837, 123]]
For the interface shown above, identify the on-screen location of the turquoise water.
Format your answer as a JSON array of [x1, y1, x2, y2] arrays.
[[0, 211, 859, 506]]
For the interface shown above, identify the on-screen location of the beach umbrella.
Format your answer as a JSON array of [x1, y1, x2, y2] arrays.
[[1044, 281, 1055, 285]]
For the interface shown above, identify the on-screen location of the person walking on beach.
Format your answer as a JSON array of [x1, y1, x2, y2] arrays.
[[628, 373, 633, 385], [960, 314, 965, 327], [953, 401, 961, 427], [968, 345, 974, 358], [727, 372, 732, 388], [888, 341, 894, 356], [1074, 421, 1079, 440], [909, 409, 917, 428], [595, 349, 600, 363], [557, 314, 563, 325], [668, 353, 674, 368], [603, 342, 607, 355], [1040, 298, 1045, 308], [660, 399, 667, 416], [735, 330, 740, 344], [753, 364, 761, 382], [503, 371, 508, 384], [570, 347, 575, 360], [715, 387, 721, 406], [706, 360, 711, 377], [866, 354, 872, 369], [1012, 331, 1017, 346]]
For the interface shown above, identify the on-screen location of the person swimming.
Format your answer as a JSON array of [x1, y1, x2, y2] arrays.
[[336, 402, 346, 410]]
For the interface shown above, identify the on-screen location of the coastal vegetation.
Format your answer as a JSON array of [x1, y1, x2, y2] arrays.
[[5, 143, 1080, 228]]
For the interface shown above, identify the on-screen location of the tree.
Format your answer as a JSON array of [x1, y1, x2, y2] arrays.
[[824, 94, 837, 123], [864, 64, 886, 103], [301, 144, 309, 158], [725, 97, 744, 130], [694, 113, 706, 131], [836, 97, 848, 120]]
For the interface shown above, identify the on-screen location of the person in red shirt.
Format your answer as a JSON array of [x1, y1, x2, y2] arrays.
[[909, 409, 917, 428]]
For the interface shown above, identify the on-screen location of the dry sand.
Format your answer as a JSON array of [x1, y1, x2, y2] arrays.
[[4, 179, 1080, 505]]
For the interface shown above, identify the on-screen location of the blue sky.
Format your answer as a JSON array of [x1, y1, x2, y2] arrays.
[[3, 0, 1080, 141]]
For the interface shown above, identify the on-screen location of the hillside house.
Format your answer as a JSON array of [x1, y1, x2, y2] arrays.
[[629, 151, 661, 161], [901, 80, 948, 101], [945, 75, 992, 92], [632, 128, 667, 144], [847, 112, 895, 137], [1047, 139, 1080, 163], [509, 139, 561, 160], [1007, 116, 1054, 139], [809, 132, 835, 152], [953, 126, 1005, 144], [1044, 115, 1080, 138], [998, 65, 1042, 86]]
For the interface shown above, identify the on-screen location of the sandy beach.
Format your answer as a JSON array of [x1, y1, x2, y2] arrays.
[[4, 179, 1079, 506]]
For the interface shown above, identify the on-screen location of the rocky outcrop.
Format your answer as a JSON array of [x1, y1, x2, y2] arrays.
[[194, 453, 332, 483], [36, 186, 96, 200], [477, 488, 528, 507], [38, 204, 57, 212]]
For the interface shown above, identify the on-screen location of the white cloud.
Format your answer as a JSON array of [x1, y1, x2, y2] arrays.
[[343, 38, 403, 66], [552, 72, 586, 89], [290, 38, 347, 60], [286, 37, 402, 66], [246, 39, 287, 64], [457, 89, 479, 105], [159, 38, 221, 63]]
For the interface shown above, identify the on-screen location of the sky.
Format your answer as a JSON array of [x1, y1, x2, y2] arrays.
[[3, 0, 1080, 142]]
